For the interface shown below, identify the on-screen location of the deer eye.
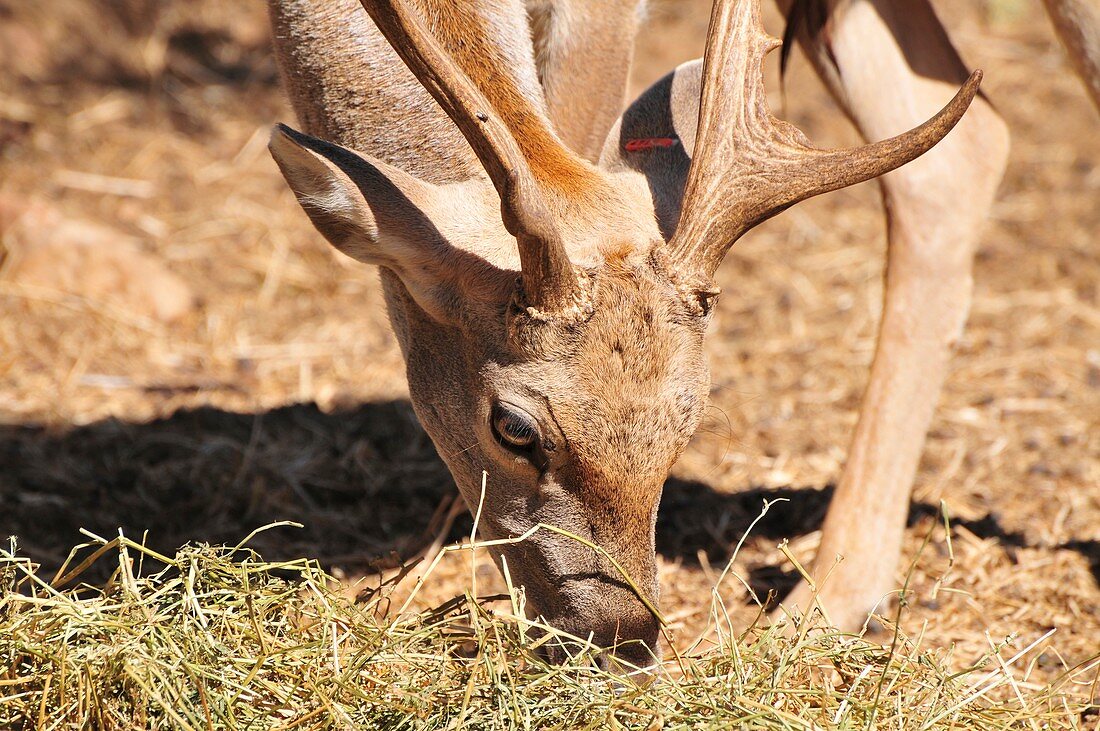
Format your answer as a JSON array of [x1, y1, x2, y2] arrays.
[[491, 403, 539, 453]]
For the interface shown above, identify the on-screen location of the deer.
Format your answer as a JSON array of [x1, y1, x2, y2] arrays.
[[265, 0, 1099, 668]]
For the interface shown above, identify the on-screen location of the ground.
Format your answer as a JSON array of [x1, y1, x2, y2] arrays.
[[0, 0, 1097, 701]]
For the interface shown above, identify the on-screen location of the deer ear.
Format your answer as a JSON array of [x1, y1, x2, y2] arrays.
[[598, 60, 703, 241], [270, 123, 441, 268], [268, 124, 510, 322]]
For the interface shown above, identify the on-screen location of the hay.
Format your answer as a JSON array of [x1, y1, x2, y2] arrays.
[[0, 526, 1094, 730]]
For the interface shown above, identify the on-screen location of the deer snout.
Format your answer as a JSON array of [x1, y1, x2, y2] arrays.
[[538, 579, 661, 672]]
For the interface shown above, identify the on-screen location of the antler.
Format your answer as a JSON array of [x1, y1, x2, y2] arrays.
[[668, 0, 982, 278], [356, 0, 583, 314]]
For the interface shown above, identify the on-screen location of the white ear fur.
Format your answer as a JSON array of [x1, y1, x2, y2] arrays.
[[269, 124, 514, 322], [269, 124, 410, 267]]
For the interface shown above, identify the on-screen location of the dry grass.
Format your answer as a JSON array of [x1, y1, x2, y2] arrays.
[[0, 0, 1098, 727], [1, 523, 1095, 729]]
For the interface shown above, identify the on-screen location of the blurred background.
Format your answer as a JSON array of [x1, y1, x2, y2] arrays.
[[0, 0, 1097, 675]]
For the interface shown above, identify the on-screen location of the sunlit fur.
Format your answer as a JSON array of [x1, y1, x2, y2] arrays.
[[269, 0, 696, 665], [268, 0, 1099, 659]]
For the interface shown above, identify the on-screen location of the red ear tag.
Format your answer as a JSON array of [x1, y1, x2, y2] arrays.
[[624, 137, 680, 152]]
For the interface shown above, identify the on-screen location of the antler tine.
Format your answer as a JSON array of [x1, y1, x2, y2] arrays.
[[669, 0, 982, 279], [356, 0, 583, 314]]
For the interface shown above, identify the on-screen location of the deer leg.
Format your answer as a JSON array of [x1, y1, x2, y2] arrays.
[[1042, 0, 1100, 111], [775, 0, 1011, 631]]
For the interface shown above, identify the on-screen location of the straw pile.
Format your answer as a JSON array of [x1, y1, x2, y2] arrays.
[[1, 526, 1093, 730]]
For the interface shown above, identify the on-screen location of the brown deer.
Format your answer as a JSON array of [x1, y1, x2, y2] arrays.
[[266, 0, 1098, 667]]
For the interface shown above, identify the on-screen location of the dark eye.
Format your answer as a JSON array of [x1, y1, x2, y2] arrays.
[[491, 403, 539, 453]]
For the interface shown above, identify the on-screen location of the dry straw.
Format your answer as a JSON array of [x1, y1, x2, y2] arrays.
[[1, 519, 1094, 730]]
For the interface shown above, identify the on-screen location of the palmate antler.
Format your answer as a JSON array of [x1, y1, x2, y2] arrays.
[[356, 0, 586, 315], [668, 0, 981, 278]]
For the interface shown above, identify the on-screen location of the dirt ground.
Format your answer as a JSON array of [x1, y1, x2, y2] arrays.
[[1, 0, 1097, 697]]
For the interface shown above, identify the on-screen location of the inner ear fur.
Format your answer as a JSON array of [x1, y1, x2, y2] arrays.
[[270, 123, 445, 268], [269, 124, 513, 321]]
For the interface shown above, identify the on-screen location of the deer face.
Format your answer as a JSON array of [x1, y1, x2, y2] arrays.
[[270, 0, 978, 669], [403, 257, 711, 666], [269, 124, 713, 666]]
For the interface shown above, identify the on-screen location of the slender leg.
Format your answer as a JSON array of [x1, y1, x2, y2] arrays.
[[1042, 0, 1100, 111], [775, 0, 1011, 631]]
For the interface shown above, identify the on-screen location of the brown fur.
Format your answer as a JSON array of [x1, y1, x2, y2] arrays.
[[527, 0, 646, 160], [269, 0, 477, 183], [265, 0, 1097, 663], [268, 0, 686, 666]]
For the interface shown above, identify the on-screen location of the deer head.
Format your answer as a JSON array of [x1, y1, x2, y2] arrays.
[[268, 0, 980, 668]]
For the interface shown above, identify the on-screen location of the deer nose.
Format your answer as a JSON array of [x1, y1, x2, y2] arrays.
[[590, 598, 661, 673], [539, 584, 661, 672], [594, 602, 660, 672]]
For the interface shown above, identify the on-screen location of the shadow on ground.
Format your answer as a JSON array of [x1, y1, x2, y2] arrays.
[[2, 401, 1096, 593], [0, 402, 448, 581]]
